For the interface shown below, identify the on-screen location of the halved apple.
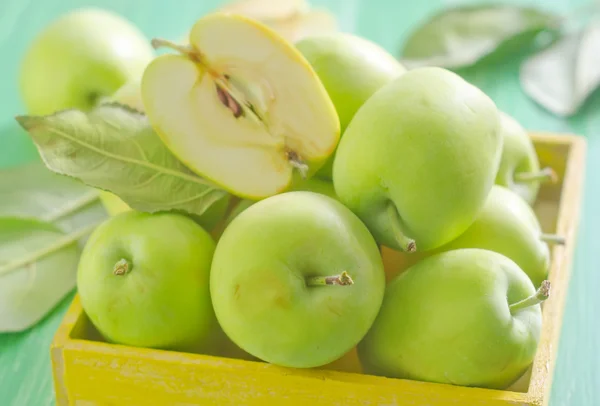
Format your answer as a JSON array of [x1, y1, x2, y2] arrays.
[[218, 0, 310, 22], [268, 8, 339, 42], [141, 13, 340, 199]]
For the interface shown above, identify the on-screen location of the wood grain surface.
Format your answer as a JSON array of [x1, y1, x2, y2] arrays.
[[0, 0, 598, 405]]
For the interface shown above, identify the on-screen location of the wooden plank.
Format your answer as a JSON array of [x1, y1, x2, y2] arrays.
[[527, 134, 587, 406]]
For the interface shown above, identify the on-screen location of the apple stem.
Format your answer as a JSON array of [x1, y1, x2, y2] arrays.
[[151, 38, 200, 61], [287, 151, 309, 178], [509, 280, 551, 314], [540, 233, 566, 245], [113, 259, 131, 276], [515, 167, 558, 184], [387, 203, 416, 253], [306, 271, 354, 287]]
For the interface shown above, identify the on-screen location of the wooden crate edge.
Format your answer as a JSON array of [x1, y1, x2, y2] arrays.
[[528, 134, 587, 406]]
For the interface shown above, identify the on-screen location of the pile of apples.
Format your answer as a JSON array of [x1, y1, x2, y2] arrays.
[[19, 3, 562, 392]]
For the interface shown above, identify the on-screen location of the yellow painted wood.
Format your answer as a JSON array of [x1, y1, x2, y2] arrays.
[[50, 133, 586, 406]]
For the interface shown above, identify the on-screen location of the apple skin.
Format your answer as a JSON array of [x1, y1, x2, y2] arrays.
[[98, 190, 131, 216], [210, 191, 386, 368], [295, 33, 406, 179], [384, 185, 551, 287], [333, 67, 503, 252], [19, 8, 155, 115], [77, 210, 220, 352], [495, 112, 543, 205], [358, 248, 542, 390], [224, 176, 337, 226]]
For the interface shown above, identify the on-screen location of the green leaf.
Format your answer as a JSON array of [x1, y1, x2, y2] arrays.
[[15, 103, 229, 219], [400, 4, 560, 69], [520, 21, 600, 117], [0, 217, 100, 332], [0, 161, 107, 234]]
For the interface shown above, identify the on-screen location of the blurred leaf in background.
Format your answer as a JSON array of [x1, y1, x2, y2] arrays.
[[399, 4, 561, 70], [398, 1, 600, 117], [520, 20, 600, 117], [0, 162, 107, 333]]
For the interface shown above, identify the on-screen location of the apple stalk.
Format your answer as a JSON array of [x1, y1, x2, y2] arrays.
[[113, 258, 132, 276], [387, 203, 417, 252], [509, 280, 551, 314], [514, 167, 558, 184], [540, 233, 566, 245], [306, 271, 354, 286]]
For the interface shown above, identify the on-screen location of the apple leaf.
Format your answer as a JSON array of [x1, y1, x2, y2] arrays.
[[0, 217, 100, 332], [0, 161, 108, 233], [520, 21, 600, 116], [15, 103, 229, 219], [400, 4, 560, 69]]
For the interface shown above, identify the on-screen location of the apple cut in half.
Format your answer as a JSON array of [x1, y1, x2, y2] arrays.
[[141, 13, 340, 200]]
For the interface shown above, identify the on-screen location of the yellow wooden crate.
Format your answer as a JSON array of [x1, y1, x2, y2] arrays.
[[50, 132, 587, 406]]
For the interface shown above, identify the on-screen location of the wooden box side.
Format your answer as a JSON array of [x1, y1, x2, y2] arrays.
[[50, 133, 586, 406], [526, 133, 587, 406], [56, 314, 530, 406]]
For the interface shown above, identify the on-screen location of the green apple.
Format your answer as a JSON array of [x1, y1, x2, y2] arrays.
[[358, 248, 549, 389], [19, 8, 155, 115], [141, 13, 340, 200], [98, 190, 131, 216], [295, 32, 406, 179], [384, 185, 554, 287], [333, 67, 503, 252], [495, 112, 557, 205], [77, 210, 220, 352], [224, 176, 337, 226], [110, 78, 145, 112], [210, 191, 385, 368]]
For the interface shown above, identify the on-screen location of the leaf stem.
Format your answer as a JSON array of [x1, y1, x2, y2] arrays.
[[0, 221, 103, 277], [509, 280, 551, 314], [43, 191, 101, 223], [540, 233, 566, 245], [514, 167, 558, 184], [306, 271, 354, 286], [387, 203, 416, 252]]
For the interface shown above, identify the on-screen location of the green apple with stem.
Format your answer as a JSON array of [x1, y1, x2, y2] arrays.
[[295, 32, 406, 179], [19, 8, 155, 115], [333, 67, 503, 253], [140, 13, 340, 200], [210, 191, 386, 368], [77, 210, 221, 352], [358, 248, 549, 390], [495, 112, 557, 205], [384, 185, 564, 287]]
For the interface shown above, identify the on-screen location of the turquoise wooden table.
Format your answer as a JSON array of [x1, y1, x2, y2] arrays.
[[0, 0, 598, 405]]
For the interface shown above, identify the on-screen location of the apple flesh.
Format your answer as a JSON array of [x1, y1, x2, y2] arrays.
[[210, 191, 385, 368], [358, 248, 548, 390], [141, 13, 340, 200], [77, 211, 220, 352], [295, 33, 406, 179], [333, 67, 503, 252], [19, 8, 155, 115], [384, 185, 553, 287], [495, 112, 556, 205]]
